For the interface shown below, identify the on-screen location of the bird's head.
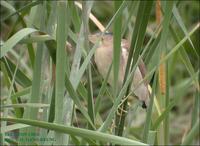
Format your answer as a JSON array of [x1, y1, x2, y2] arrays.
[[88, 32, 113, 45]]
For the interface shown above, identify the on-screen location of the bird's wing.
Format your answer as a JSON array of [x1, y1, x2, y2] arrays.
[[121, 39, 149, 85], [138, 58, 149, 85]]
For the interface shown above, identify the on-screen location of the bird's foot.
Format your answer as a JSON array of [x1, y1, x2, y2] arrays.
[[117, 106, 127, 116]]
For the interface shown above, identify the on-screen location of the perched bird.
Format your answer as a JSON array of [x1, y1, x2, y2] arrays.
[[89, 33, 150, 108]]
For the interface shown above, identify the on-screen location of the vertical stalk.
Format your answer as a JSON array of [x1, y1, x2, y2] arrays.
[[54, 1, 68, 144], [82, 1, 95, 128], [191, 91, 199, 144], [156, 0, 170, 144], [113, 0, 122, 96], [19, 3, 46, 145], [143, 72, 158, 142], [113, 0, 122, 136], [116, 1, 153, 138], [164, 61, 170, 144]]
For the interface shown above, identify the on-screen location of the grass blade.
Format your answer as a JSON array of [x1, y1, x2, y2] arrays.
[[182, 119, 200, 145], [82, 1, 95, 128], [142, 71, 158, 142], [113, 0, 122, 95], [54, 1, 69, 144], [0, 28, 38, 58], [1, 117, 148, 146], [172, 6, 198, 58], [116, 0, 154, 137]]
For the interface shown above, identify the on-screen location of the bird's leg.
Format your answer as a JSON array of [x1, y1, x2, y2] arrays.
[[116, 94, 131, 116], [117, 101, 128, 116], [110, 119, 116, 133]]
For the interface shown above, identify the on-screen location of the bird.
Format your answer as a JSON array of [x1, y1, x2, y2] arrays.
[[89, 33, 150, 108]]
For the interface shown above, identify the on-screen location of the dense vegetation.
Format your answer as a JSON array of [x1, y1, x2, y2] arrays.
[[0, 1, 199, 145]]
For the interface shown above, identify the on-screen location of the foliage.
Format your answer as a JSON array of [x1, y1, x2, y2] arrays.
[[0, 1, 199, 145]]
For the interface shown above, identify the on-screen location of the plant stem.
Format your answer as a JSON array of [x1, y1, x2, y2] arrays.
[[164, 61, 170, 145]]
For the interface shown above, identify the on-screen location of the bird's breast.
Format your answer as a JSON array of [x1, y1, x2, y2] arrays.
[[94, 47, 115, 85]]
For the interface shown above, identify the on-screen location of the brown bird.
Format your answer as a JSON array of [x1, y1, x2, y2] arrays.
[[89, 33, 150, 108]]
